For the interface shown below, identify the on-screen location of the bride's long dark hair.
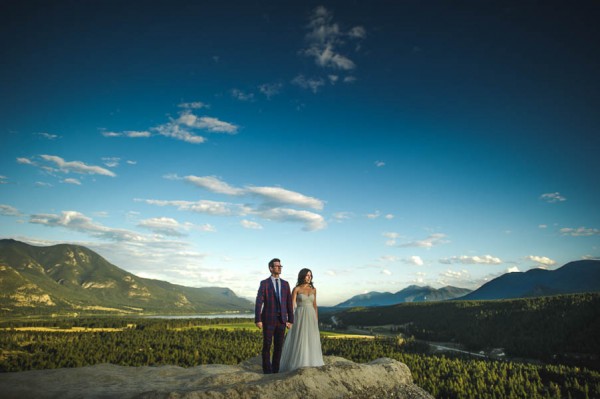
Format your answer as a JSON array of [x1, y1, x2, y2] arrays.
[[296, 268, 315, 288]]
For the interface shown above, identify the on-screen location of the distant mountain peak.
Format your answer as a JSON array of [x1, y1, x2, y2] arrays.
[[0, 239, 253, 316], [459, 260, 600, 301]]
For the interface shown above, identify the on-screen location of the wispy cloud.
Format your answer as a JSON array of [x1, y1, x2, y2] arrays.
[[231, 89, 255, 102], [19, 155, 116, 179], [399, 233, 449, 248], [408, 255, 424, 266], [256, 207, 325, 231], [102, 157, 120, 168], [302, 6, 365, 71], [178, 101, 209, 109], [62, 178, 81, 185], [332, 211, 353, 222], [41, 155, 116, 177], [101, 130, 152, 138], [439, 255, 502, 265], [30, 211, 150, 242], [176, 175, 325, 210], [37, 132, 59, 140], [104, 103, 237, 144], [246, 186, 324, 210], [383, 232, 401, 246], [0, 176, 8, 184], [138, 199, 251, 217], [560, 226, 600, 236], [540, 192, 566, 203], [182, 175, 245, 196], [241, 220, 263, 230], [259, 83, 282, 99], [375, 160, 385, 167], [138, 217, 193, 237], [0, 204, 22, 216], [292, 75, 325, 93]]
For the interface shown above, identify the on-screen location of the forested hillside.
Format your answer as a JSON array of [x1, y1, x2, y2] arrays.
[[1, 317, 598, 399], [331, 293, 600, 366]]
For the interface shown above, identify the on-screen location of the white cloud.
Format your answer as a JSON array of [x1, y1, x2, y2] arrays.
[[332, 211, 353, 222], [400, 233, 449, 248], [291, 75, 325, 93], [506, 266, 520, 273], [0, 204, 22, 216], [383, 232, 400, 246], [102, 157, 120, 168], [140, 199, 251, 217], [62, 178, 81, 185], [35, 181, 52, 187], [257, 207, 326, 231], [246, 186, 324, 211], [366, 210, 381, 219], [381, 269, 392, 276], [180, 175, 324, 211], [178, 101, 209, 109], [258, 82, 282, 99], [409, 256, 424, 266], [138, 217, 190, 237], [39, 155, 116, 177], [184, 175, 245, 196], [101, 130, 151, 138], [302, 6, 364, 71], [152, 120, 206, 144], [540, 192, 566, 203], [0, 176, 8, 184], [37, 132, 59, 140], [29, 211, 150, 242], [525, 255, 556, 266], [105, 104, 237, 144], [560, 226, 600, 236], [375, 161, 385, 167], [385, 214, 394, 220], [17, 157, 35, 165], [439, 255, 502, 265], [379, 255, 400, 262], [539, 224, 547, 229], [241, 220, 263, 230], [176, 112, 238, 134], [231, 89, 255, 102]]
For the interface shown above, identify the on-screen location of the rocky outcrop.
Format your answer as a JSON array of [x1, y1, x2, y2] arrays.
[[0, 356, 433, 399]]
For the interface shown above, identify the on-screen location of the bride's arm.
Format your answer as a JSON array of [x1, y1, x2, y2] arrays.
[[313, 288, 318, 322], [291, 287, 298, 311]]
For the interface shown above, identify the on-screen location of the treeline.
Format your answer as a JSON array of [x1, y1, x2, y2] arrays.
[[333, 293, 600, 366], [1, 319, 600, 399]]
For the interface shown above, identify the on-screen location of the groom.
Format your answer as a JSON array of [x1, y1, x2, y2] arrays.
[[255, 258, 293, 374]]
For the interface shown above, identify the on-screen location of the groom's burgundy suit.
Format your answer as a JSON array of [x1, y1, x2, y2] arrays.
[[255, 277, 294, 373]]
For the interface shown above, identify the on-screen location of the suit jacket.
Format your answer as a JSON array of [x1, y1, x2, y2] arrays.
[[255, 277, 294, 325]]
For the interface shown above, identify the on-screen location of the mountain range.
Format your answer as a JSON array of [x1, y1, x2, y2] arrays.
[[458, 259, 600, 300], [0, 239, 253, 316], [334, 285, 472, 307]]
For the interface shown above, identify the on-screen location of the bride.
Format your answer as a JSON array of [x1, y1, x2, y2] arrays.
[[279, 268, 324, 372]]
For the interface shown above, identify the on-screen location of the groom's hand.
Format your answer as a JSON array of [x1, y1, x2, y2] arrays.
[[256, 322, 263, 329], [286, 322, 292, 329]]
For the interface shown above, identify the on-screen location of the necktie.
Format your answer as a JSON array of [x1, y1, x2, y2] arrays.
[[275, 279, 280, 303]]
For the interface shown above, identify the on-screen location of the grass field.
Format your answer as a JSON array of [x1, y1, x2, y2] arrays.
[[1, 322, 374, 339]]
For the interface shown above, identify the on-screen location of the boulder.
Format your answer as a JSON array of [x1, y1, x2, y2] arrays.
[[0, 356, 434, 399]]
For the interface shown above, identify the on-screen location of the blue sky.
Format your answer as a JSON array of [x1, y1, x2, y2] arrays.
[[1, 1, 599, 305]]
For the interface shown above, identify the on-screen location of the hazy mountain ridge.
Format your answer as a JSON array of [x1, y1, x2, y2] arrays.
[[459, 260, 600, 300], [335, 285, 472, 307], [0, 239, 253, 316]]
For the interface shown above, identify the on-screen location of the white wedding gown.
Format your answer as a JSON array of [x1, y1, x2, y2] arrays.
[[279, 293, 324, 372]]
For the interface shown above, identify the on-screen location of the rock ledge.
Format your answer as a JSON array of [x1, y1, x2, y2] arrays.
[[0, 356, 434, 399]]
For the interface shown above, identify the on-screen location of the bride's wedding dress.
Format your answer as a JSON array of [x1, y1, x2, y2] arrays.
[[279, 292, 324, 372]]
